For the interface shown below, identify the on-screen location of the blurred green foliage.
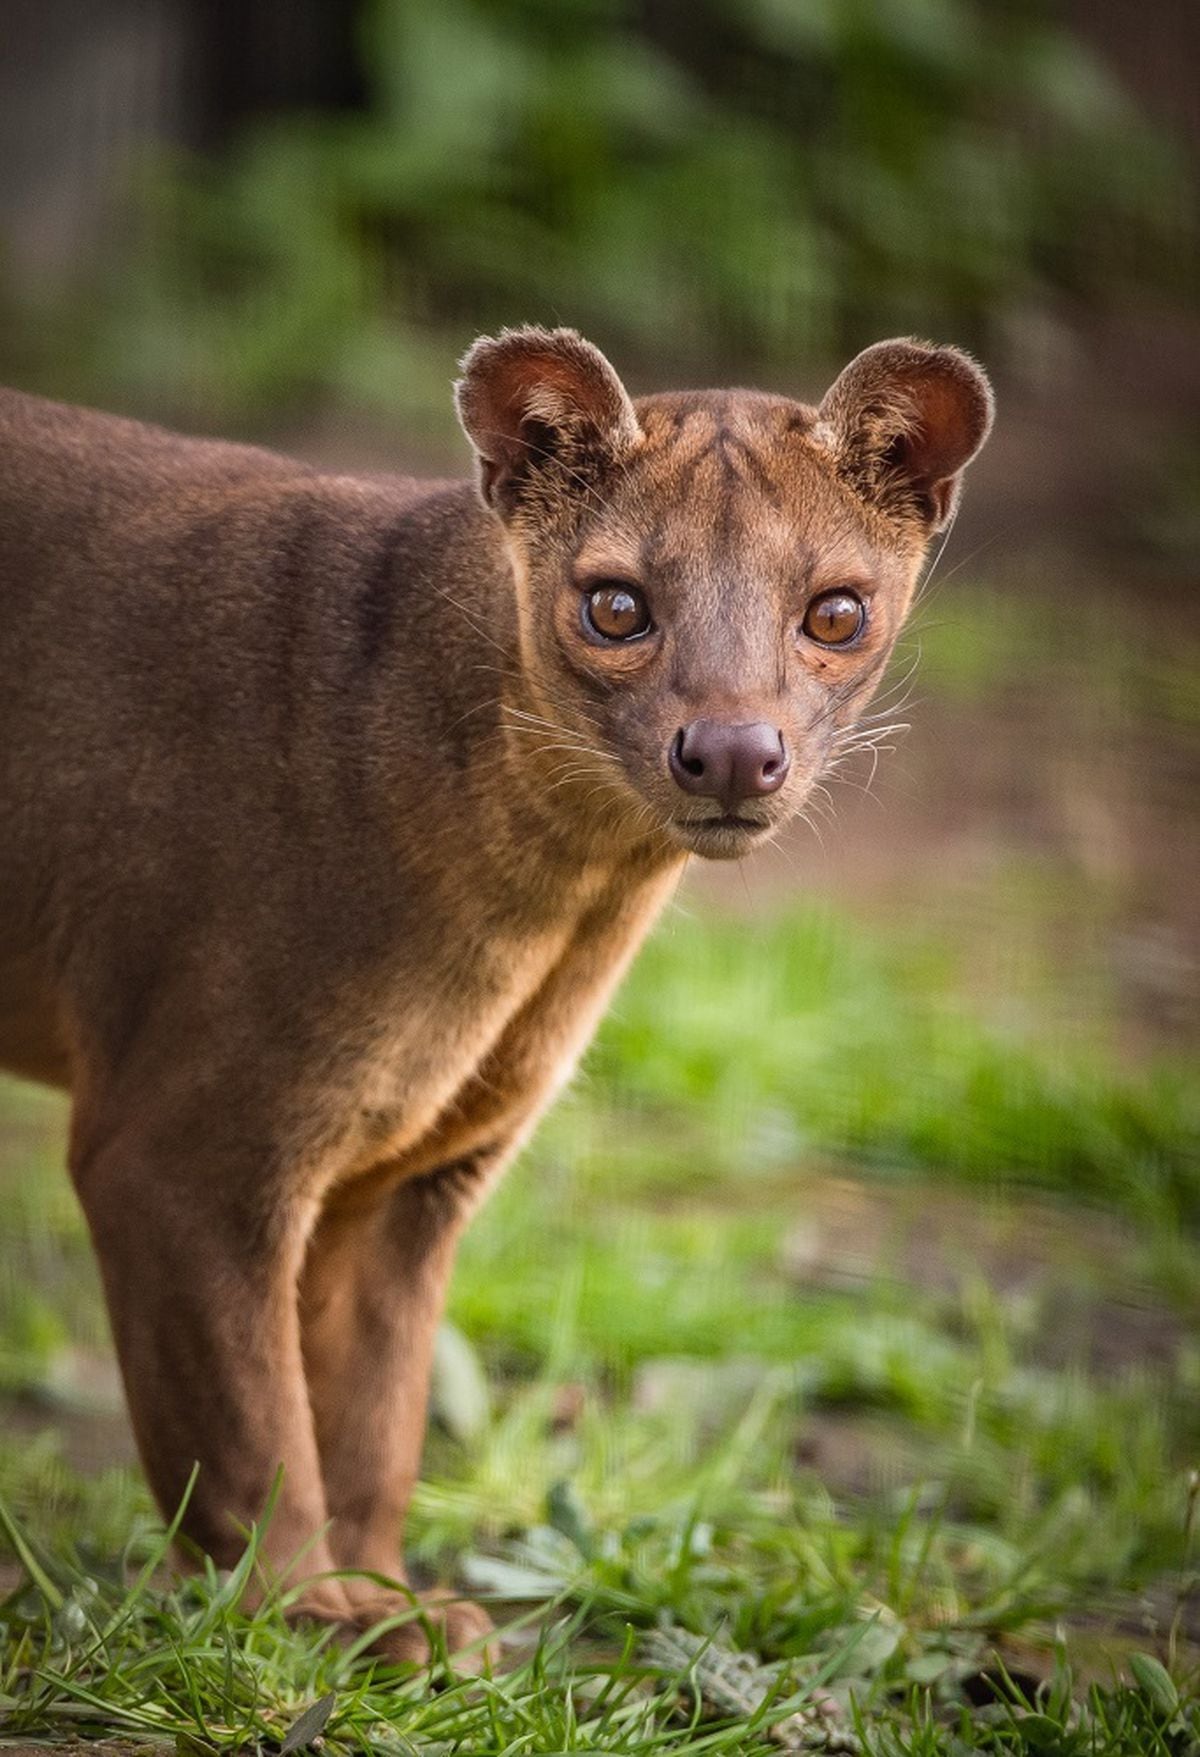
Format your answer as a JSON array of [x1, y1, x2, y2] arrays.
[[20, 0, 1193, 430], [550, 898, 1200, 1229]]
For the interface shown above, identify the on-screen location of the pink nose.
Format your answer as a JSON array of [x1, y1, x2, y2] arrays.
[[668, 719, 791, 809]]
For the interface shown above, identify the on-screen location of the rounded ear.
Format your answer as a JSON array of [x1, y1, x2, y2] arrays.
[[455, 325, 641, 515], [816, 339, 993, 530]]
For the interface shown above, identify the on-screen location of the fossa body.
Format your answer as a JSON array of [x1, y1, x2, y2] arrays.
[[0, 328, 991, 1659]]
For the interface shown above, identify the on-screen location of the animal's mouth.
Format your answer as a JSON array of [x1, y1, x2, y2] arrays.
[[670, 810, 774, 857], [692, 812, 767, 831]]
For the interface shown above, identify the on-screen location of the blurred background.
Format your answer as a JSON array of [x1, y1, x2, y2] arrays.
[[1, 0, 1197, 1727]]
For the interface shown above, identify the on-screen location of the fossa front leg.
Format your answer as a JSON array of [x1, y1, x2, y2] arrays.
[[69, 1104, 355, 1631], [298, 1150, 503, 1664], [298, 866, 678, 1663]]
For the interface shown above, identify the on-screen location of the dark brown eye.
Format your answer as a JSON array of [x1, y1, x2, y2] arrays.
[[583, 582, 652, 642], [802, 589, 866, 647]]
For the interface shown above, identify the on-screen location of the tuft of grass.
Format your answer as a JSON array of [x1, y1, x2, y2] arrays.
[[1, 1444, 1197, 1754]]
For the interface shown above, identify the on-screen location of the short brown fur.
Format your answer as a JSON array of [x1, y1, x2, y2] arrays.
[[0, 328, 990, 1661]]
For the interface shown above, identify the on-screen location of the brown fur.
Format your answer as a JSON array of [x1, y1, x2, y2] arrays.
[[0, 328, 990, 1661]]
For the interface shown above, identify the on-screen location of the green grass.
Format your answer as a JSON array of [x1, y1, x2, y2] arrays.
[[541, 895, 1198, 1224], [1, 1370, 1197, 1752], [1, 587, 1198, 1750]]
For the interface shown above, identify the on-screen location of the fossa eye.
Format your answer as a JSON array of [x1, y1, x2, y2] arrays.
[[583, 582, 652, 642], [801, 589, 866, 647]]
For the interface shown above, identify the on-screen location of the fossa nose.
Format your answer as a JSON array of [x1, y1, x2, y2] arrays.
[[668, 718, 791, 811]]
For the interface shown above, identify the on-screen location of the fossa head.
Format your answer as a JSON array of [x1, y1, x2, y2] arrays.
[[456, 326, 991, 859]]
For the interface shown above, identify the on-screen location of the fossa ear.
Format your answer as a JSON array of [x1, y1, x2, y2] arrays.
[[815, 339, 993, 531], [455, 326, 641, 516]]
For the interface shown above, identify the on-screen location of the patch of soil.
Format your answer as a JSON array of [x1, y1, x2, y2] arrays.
[[780, 1173, 1194, 1377], [793, 1409, 926, 1498], [2, 1394, 137, 1474]]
